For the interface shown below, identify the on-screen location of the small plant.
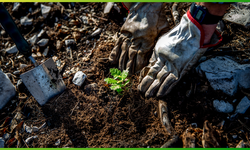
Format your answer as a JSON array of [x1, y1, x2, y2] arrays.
[[104, 68, 130, 95]]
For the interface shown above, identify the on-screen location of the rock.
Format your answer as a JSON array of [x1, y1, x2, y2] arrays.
[[104, 2, 114, 14], [37, 52, 42, 57], [65, 39, 75, 46], [20, 16, 33, 26], [43, 47, 49, 56], [84, 83, 98, 94], [197, 56, 250, 96], [113, 4, 120, 13], [55, 139, 61, 146], [20, 64, 28, 70], [37, 39, 49, 47], [32, 53, 38, 58], [41, 4, 51, 19], [0, 70, 16, 110], [81, 16, 89, 24], [12, 2, 20, 12], [216, 20, 224, 33], [235, 96, 250, 114], [56, 40, 62, 50], [37, 29, 45, 38], [91, 28, 102, 37], [213, 99, 234, 113], [5, 45, 18, 54], [0, 138, 4, 148], [72, 71, 87, 86], [224, 3, 250, 28], [13, 70, 20, 75], [25, 136, 38, 144], [28, 34, 38, 46]]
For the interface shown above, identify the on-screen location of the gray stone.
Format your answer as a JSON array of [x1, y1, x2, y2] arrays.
[[104, 2, 114, 14], [65, 39, 75, 46], [41, 4, 51, 19], [224, 3, 250, 28], [43, 47, 49, 56], [235, 96, 250, 114], [91, 28, 102, 37], [37, 29, 45, 38], [0, 137, 4, 148], [37, 39, 49, 47], [72, 71, 87, 86], [213, 99, 234, 113], [84, 83, 98, 94], [12, 3, 20, 12], [28, 34, 38, 46], [0, 70, 16, 110], [20, 64, 28, 70], [20, 16, 33, 26], [81, 16, 89, 24], [197, 56, 250, 96], [5, 45, 18, 54]]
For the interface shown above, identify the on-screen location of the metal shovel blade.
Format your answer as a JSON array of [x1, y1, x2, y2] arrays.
[[20, 58, 66, 106]]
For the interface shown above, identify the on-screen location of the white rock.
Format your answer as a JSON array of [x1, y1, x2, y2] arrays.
[[197, 56, 250, 96], [37, 29, 45, 38], [55, 139, 61, 146], [25, 136, 38, 144], [12, 3, 20, 12], [72, 71, 87, 86], [235, 96, 250, 114], [20, 16, 33, 26], [91, 28, 102, 37], [13, 70, 20, 75], [5, 45, 18, 54], [37, 52, 42, 57], [0, 138, 4, 148], [0, 70, 16, 110], [104, 2, 114, 14], [25, 125, 32, 133], [81, 16, 89, 24], [41, 4, 51, 19], [65, 39, 75, 46], [113, 4, 120, 13], [213, 99, 234, 113], [224, 3, 250, 28], [43, 47, 49, 56], [20, 64, 28, 70], [31, 53, 37, 58], [28, 34, 38, 46], [37, 39, 49, 47]]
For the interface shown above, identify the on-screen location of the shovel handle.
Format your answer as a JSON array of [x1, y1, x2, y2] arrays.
[[0, 3, 31, 57]]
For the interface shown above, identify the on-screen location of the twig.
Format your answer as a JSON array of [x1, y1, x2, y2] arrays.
[[23, 139, 29, 148], [92, 15, 108, 21], [70, 100, 79, 116], [112, 95, 125, 123], [238, 119, 250, 132], [171, 3, 179, 25]]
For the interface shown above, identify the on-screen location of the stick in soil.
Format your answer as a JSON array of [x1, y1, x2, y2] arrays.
[[171, 3, 179, 25], [70, 100, 80, 116]]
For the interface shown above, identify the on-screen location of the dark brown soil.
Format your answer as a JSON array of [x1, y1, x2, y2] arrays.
[[0, 2, 250, 148]]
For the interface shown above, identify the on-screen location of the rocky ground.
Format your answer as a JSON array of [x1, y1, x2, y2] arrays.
[[0, 2, 250, 148]]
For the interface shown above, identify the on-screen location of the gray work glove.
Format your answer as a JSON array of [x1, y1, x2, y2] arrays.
[[109, 3, 168, 75], [138, 11, 222, 98]]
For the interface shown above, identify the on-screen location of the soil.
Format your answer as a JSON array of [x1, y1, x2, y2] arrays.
[[0, 2, 250, 148]]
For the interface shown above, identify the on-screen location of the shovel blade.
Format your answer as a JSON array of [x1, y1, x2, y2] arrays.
[[20, 58, 66, 105]]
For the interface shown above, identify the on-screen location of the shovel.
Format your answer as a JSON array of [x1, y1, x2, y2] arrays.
[[0, 3, 66, 105]]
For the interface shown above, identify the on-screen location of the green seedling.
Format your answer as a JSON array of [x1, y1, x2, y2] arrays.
[[104, 68, 130, 95]]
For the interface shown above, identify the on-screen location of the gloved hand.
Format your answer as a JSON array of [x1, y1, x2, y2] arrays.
[[138, 10, 222, 98], [109, 3, 168, 75]]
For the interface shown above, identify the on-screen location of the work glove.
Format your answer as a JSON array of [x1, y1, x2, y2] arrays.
[[138, 10, 222, 98], [109, 3, 168, 75]]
